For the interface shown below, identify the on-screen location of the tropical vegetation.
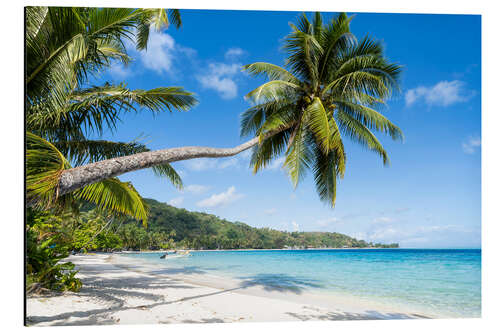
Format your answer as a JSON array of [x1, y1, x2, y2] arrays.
[[25, 6, 194, 293], [121, 198, 399, 250], [26, 7, 195, 220]]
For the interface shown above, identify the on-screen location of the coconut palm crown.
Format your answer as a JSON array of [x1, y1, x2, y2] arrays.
[[242, 12, 403, 207]]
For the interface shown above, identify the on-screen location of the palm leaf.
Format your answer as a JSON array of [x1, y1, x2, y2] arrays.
[[333, 99, 403, 141], [243, 62, 300, 84], [74, 178, 149, 225], [336, 110, 389, 165], [26, 132, 71, 209], [251, 129, 292, 173], [284, 120, 312, 187], [305, 97, 330, 153], [54, 139, 149, 166], [151, 164, 183, 190], [245, 80, 300, 103]]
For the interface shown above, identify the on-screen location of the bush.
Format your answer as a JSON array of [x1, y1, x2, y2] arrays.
[[26, 209, 82, 293]]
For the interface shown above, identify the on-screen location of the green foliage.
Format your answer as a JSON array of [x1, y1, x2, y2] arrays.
[[115, 223, 175, 250], [26, 132, 150, 222], [115, 199, 398, 250], [70, 211, 124, 251], [26, 209, 82, 293], [243, 12, 403, 207], [25, 7, 195, 221]]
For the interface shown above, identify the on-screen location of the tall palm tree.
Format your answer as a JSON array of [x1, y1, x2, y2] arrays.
[[29, 12, 403, 210], [26, 7, 197, 222], [241, 12, 403, 206]]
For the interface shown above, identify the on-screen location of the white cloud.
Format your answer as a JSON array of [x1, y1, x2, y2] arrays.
[[405, 80, 473, 107], [183, 184, 210, 194], [107, 61, 132, 78], [264, 208, 277, 215], [356, 222, 479, 247], [105, 29, 197, 79], [177, 169, 187, 178], [291, 221, 300, 232], [183, 155, 246, 171], [239, 149, 253, 160], [266, 156, 286, 170], [225, 47, 245, 60], [197, 63, 241, 99], [196, 186, 244, 208], [462, 136, 481, 154], [218, 158, 239, 169], [139, 29, 176, 74], [168, 197, 184, 207]]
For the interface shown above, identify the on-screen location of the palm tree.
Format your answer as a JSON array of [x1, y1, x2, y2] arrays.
[[26, 7, 197, 222], [241, 12, 403, 206], [29, 11, 403, 209]]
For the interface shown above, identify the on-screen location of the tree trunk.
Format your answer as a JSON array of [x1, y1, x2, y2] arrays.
[[58, 136, 263, 196]]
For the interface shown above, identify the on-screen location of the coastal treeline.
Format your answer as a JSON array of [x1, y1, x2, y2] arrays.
[[119, 199, 399, 250], [73, 198, 398, 251]]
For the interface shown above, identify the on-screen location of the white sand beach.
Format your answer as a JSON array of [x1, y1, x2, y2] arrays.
[[26, 254, 433, 326]]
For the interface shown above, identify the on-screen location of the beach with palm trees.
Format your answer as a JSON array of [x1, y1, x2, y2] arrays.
[[24, 6, 482, 327]]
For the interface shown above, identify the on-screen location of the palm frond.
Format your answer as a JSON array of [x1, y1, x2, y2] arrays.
[[333, 99, 403, 141], [151, 164, 183, 189], [245, 80, 300, 103], [74, 178, 149, 225], [283, 121, 313, 187], [26, 132, 71, 209], [313, 145, 343, 207], [28, 84, 197, 138], [284, 25, 323, 84], [54, 140, 149, 166], [243, 62, 300, 84], [318, 12, 356, 81], [305, 97, 330, 153], [168, 9, 182, 28], [336, 110, 389, 165], [136, 9, 182, 50], [251, 129, 292, 173]]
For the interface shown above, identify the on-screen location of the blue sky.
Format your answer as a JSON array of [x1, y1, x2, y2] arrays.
[[93, 10, 481, 248]]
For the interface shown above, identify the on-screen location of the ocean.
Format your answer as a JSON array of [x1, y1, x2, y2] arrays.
[[120, 248, 481, 318]]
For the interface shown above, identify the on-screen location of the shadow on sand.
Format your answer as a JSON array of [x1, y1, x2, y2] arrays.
[[237, 273, 323, 294], [27, 264, 429, 326]]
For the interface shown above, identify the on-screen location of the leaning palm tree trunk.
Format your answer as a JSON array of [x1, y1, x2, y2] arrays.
[[56, 127, 288, 197]]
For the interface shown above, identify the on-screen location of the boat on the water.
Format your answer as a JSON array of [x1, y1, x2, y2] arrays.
[[160, 250, 191, 259]]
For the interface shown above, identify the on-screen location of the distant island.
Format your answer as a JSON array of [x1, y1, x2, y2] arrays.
[[78, 198, 399, 252]]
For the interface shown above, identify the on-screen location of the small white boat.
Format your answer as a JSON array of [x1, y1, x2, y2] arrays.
[[160, 251, 191, 259]]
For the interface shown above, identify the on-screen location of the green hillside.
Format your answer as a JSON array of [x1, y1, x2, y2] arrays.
[[121, 198, 398, 250]]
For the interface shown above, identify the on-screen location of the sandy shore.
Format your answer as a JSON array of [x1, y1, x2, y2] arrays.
[[26, 254, 432, 326]]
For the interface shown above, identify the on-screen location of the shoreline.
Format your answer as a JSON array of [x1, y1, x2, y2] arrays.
[[26, 253, 436, 326], [102, 247, 481, 254], [111, 253, 442, 317]]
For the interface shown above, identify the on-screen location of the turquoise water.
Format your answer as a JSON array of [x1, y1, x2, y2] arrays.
[[121, 249, 481, 318]]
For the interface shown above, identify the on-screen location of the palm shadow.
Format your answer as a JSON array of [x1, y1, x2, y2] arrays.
[[237, 273, 323, 294]]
